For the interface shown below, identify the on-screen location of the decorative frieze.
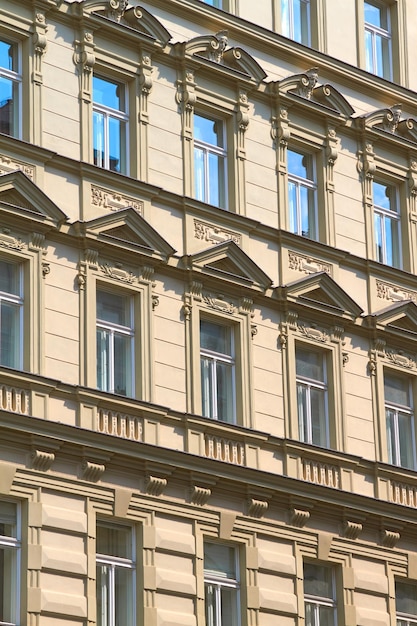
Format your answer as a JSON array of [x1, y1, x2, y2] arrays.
[[0, 385, 30, 415], [288, 250, 332, 275], [194, 219, 241, 246], [297, 322, 329, 344], [204, 435, 245, 466], [0, 229, 25, 251], [91, 185, 144, 213], [203, 293, 236, 314], [100, 262, 136, 284], [302, 458, 340, 489], [0, 155, 35, 180], [376, 280, 417, 303], [390, 481, 417, 508], [96, 409, 143, 442]]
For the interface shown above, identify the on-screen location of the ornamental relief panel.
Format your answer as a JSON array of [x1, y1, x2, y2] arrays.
[[0, 155, 35, 180], [100, 262, 137, 284], [0, 229, 26, 251], [91, 184, 144, 213], [194, 219, 241, 246], [297, 322, 330, 344], [384, 348, 416, 370], [376, 279, 417, 303], [288, 250, 332, 276], [202, 292, 236, 314]]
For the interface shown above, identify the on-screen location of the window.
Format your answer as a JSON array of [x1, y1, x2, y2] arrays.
[[0, 260, 23, 369], [0, 39, 20, 137], [364, 1, 392, 79], [93, 75, 128, 173], [0, 502, 20, 626], [373, 180, 401, 267], [204, 543, 239, 626], [201, 0, 223, 6], [281, 0, 310, 44], [396, 581, 417, 626], [96, 290, 134, 396], [296, 346, 328, 447], [385, 372, 415, 469], [96, 523, 135, 626], [194, 113, 227, 209], [200, 320, 235, 423], [304, 563, 336, 626], [288, 149, 317, 239]]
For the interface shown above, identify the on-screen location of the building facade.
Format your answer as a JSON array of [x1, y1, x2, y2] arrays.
[[2, 0, 417, 624]]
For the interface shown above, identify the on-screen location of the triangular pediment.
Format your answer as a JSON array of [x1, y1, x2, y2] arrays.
[[73, 207, 175, 262], [80, 2, 171, 45], [0, 170, 67, 229], [181, 32, 266, 84], [370, 301, 417, 338], [278, 272, 363, 321], [183, 241, 272, 292]]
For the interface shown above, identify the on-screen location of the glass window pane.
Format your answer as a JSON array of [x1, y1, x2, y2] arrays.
[[115, 566, 133, 623], [384, 214, 400, 268], [398, 411, 414, 469], [385, 374, 410, 407], [397, 582, 417, 616], [194, 146, 206, 201], [297, 383, 308, 442], [374, 211, 383, 262], [318, 605, 336, 626], [0, 502, 17, 537], [288, 180, 298, 233], [365, 2, 382, 27], [0, 546, 17, 624], [93, 111, 105, 168], [310, 387, 327, 446], [208, 151, 225, 208], [304, 563, 333, 598], [281, 0, 290, 37], [114, 332, 131, 396], [93, 76, 124, 111], [108, 117, 125, 173], [96, 563, 111, 626], [300, 185, 315, 238], [194, 114, 223, 147], [365, 29, 374, 73], [97, 291, 130, 327], [0, 261, 20, 295], [385, 408, 395, 465], [288, 149, 309, 178], [200, 321, 231, 355], [205, 582, 217, 626], [373, 182, 393, 211], [0, 301, 20, 368], [96, 328, 110, 392], [204, 543, 236, 578], [0, 40, 16, 71], [97, 524, 131, 559], [221, 585, 238, 626], [216, 361, 233, 422], [296, 348, 324, 382], [201, 357, 214, 418]]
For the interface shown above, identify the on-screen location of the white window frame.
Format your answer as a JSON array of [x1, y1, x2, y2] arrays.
[[92, 75, 129, 174], [194, 113, 228, 209], [281, 0, 311, 45], [96, 524, 136, 626], [385, 374, 416, 470], [0, 260, 23, 370], [373, 180, 401, 268], [204, 543, 240, 626], [0, 38, 22, 138], [364, 0, 392, 79], [0, 502, 21, 626], [200, 320, 236, 423], [304, 563, 337, 626], [287, 149, 318, 239], [96, 289, 135, 397], [296, 347, 329, 447]]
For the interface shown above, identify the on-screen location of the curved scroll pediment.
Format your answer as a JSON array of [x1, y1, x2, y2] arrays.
[[0, 170, 68, 229], [359, 105, 417, 142], [277, 272, 363, 321], [73, 207, 175, 262], [182, 32, 266, 84], [279, 67, 354, 117], [80, 1, 171, 45], [183, 241, 272, 292]]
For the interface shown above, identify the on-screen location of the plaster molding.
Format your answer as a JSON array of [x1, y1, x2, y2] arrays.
[[91, 185, 144, 214], [194, 219, 242, 246]]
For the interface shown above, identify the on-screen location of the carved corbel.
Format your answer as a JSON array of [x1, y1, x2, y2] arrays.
[[290, 507, 310, 527], [176, 68, 197, 140], [191, 485, 211, 506], [32, 11, 48, 85], [236, 90, 249, 160], [30, 449, 55, 472], [138, 53, 153, 125], [381, 529, 400, 548], [141, 265, 155, 283], [248, 498, 268, 518], [81, 460, 105, 482], [29, 232, 46, 252], [74, 31, 96, 102], [408, 159, 417, 223], [239, 296, 253, 315], [146, 475, 167, 496], [342, 520, 362, 540]]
